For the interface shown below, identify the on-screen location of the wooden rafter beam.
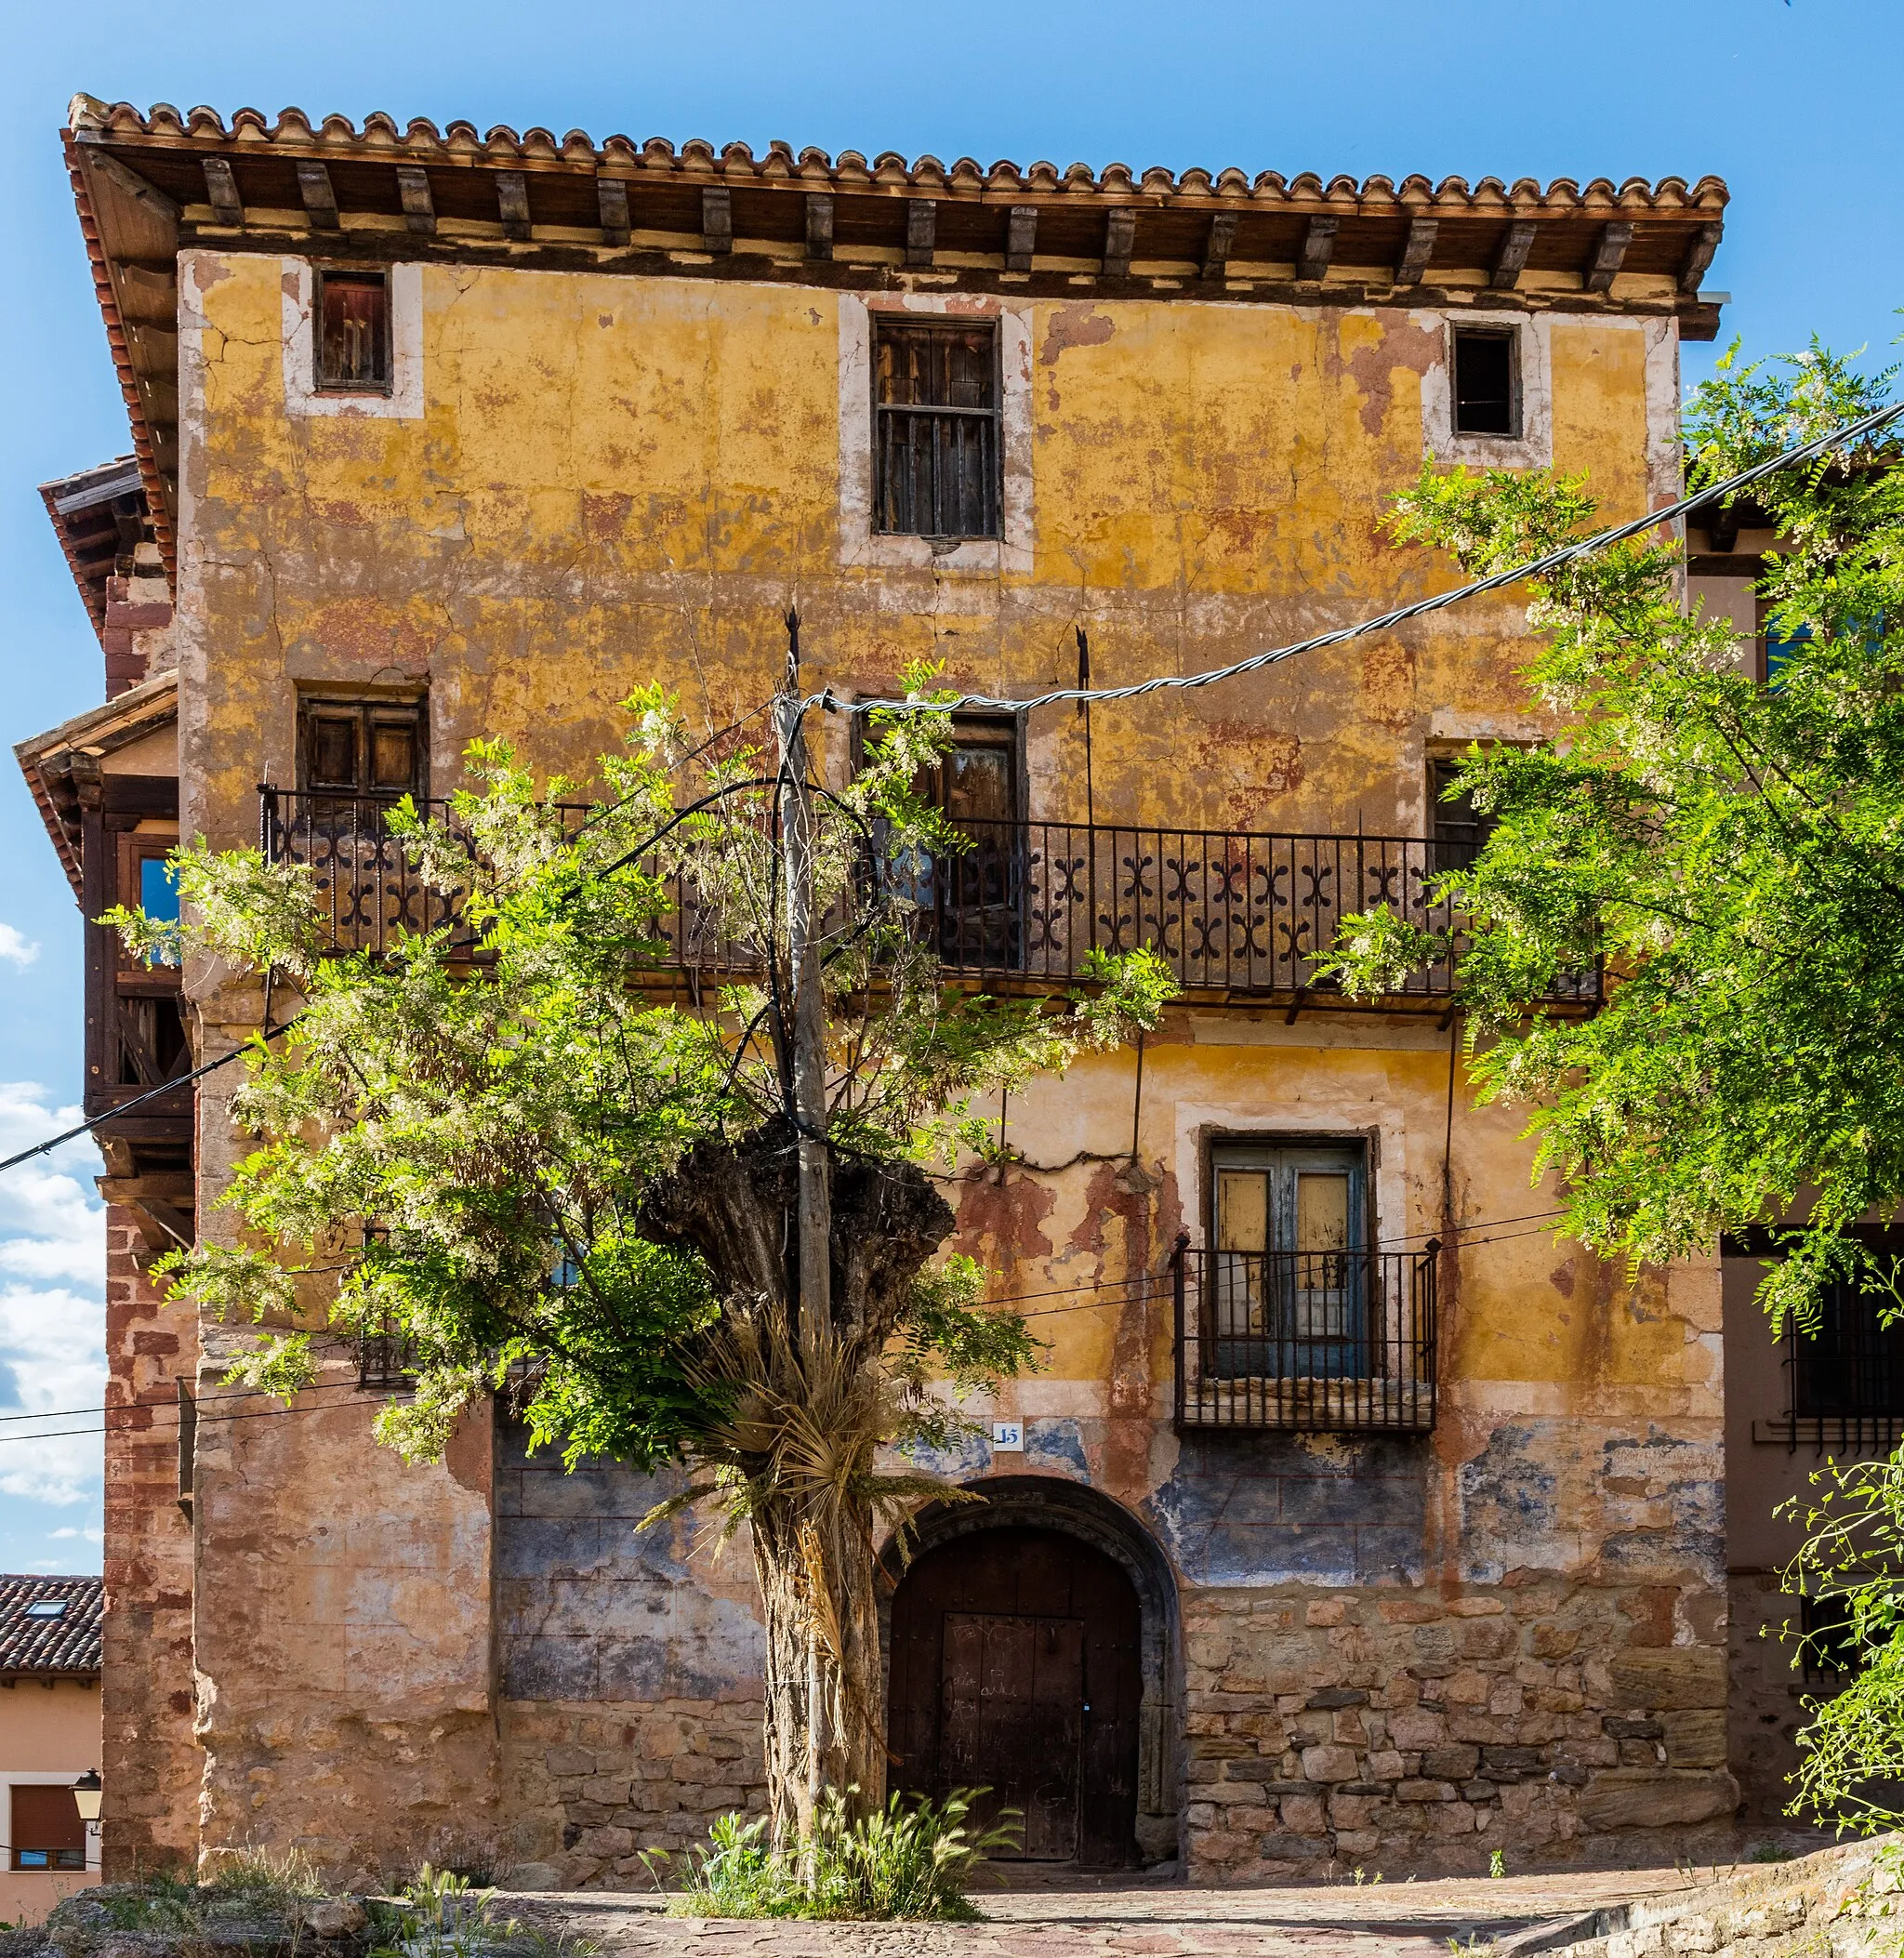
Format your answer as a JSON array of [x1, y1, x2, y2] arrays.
[[395, 165, 435, 237], [1005, 205, 1037, 272], [295, 160, 339, 232], [496, 170, 531, 240], [1489, 219, 1536, 290], [1584, 219, 1633, 295], [703, 185, 733, 256], [1102, 207, 1135, 278], [1678, 220, 1723, 294], [598, 178, 630, 246], [201, 156, 242, 227], [1296, 216, 1338, 283], [906, 199, 936, 268], [1201, 212, 1236, 281], [804, 192, 833, 261], [1395, 217, 1437, 287]]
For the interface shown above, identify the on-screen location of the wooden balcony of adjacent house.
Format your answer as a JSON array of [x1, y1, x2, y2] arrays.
[[258, 787, 1601, 1014]]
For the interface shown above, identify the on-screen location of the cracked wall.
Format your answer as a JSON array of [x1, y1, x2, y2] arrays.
[[159, 245, 1729, 1882]]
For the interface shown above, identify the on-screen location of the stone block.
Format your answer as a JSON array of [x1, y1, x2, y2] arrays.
[[1305, 1687, 1368, 1709], [1255, 1832, 1332, 1860], [1389, 1708, 1446, 1749], [1606, 1647, 1726, 1712], [1574, 1768, 1740, 1831], [1660, 1709, 1727, 1768], [1300, 1743, 1359, 1783], [1397, 1779, 1457, 1803], [1421, 1746, 1479, 1780], [1366, 1750, 1406, 1779], [1279, 1793, 1327, 1834], [1604, 1716, 1664, 1740], [1305, 1599, 1347, 1627], [1478, 1745, 1545, 1780]]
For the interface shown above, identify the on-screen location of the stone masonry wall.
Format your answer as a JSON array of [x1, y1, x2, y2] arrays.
[[1183, 1580, 1736, 1880], [498, 1700, 765, 1888], [494, 1424, 767, 1886], [101, 1204, 199, 1877]]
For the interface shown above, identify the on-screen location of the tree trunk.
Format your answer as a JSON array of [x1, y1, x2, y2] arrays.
[[750, 1487, 888, 1843]]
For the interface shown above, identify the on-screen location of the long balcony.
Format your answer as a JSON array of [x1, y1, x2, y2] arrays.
[[1170, 1237, 1438, 1434], [259, 789, 1598, 1010]]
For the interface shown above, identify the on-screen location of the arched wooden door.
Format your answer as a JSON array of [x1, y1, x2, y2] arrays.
[[887, 1525, 1141, 1867]]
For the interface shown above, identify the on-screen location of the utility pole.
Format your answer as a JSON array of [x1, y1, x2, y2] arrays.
[[774, 608, 831, 1349]]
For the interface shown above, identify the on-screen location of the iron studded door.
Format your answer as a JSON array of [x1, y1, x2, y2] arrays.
[[941, 1611, 1084, 1859]]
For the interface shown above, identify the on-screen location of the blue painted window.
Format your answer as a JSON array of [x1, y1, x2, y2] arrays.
[[1762, 615, 1811, 685], [139, 856, 180, 966]]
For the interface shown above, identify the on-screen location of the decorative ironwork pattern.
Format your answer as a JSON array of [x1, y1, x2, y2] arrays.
[[262, 792, 1600, 1008], [1171, 1236, 1438, 1433], [914, 818, 1598, 1004]]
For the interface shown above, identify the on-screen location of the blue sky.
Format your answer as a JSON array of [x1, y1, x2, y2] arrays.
[[0, 0, 1898, 1572]]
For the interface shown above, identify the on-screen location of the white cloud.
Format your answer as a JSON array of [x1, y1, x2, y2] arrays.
[[0, 1085, 106, 1509], [0, 927, 40, 970], [48, 1527, 102, 1545]]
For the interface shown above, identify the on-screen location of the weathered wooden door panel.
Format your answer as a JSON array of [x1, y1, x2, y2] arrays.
[[942, 1611, 1083, 1859], [888, 1525, 1142, 1868]]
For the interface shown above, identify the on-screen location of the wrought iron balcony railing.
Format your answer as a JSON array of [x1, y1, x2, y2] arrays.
[[1170, 1235, 1438, 1433], [259, 789, 1598, 1008]]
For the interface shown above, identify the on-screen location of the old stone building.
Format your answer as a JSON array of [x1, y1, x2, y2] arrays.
[[18, 92, 1786, 1885]]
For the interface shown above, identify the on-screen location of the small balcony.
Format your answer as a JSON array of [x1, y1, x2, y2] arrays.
[[259, 789, 1598, 1011], [1170, 1237, 1439, 1433]]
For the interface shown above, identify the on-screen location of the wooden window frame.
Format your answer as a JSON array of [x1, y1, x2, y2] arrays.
[[313, 268, 394, 396], [1450, 325, 1523, 441], [870, 317, 1004, 541], [296, 694, 429, 800], [1207, 1135, 1372, 1258]]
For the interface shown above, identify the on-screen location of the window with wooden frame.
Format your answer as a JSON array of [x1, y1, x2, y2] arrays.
[[907, 713, 1024, 969], [10, 1786, 85, 1872], [298, 696, 427, 800], [112, 827, 188, 1088], [315, 270, 393, 392], [1451, 326, 1520, 438], [1209, 1139, 1369, 1381], [872, 319, 1002, 539], [1428, 755, 1495, 873]]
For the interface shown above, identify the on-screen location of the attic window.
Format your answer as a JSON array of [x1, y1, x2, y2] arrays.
[[1452, 327, 1519, 438], [316, 271, 391, 392], [22, 1600, 68, 1621]]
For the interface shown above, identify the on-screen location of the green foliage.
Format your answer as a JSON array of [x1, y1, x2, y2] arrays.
[[649, 1789, 1020, 1921], [368, 1865, 590, 1958], [1778, 1453, 1904, 1828], [126, 690, 1171, 1491], [1319, 339, 1904, 1335]]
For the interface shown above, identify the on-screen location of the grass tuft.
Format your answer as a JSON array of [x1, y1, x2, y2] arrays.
[[647, 1788, 1020, 1923]]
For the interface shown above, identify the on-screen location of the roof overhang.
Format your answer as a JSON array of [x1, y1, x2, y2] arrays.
[[39, 455, 148, 642], [15, 668, 178, 895], [63, 96, 1731, 584]]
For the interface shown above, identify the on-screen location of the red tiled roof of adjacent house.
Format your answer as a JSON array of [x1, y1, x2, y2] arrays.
[[0, 1578, 103, 1677]]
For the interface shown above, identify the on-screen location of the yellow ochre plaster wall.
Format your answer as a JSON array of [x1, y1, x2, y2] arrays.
[[158, 247, 1726, 1885]]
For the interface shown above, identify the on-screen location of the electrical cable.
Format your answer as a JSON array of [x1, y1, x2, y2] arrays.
[[828, 397, 1904, 719]]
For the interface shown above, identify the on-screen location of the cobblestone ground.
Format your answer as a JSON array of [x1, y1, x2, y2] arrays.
[[502, 1863, 1711, 1956]]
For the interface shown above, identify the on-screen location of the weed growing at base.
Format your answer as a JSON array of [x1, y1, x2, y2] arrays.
[[648, 1789, 1021, 1922]]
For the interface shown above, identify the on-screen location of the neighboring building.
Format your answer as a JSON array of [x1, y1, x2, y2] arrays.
[[19, 91, 1749, 1885], [0, 1579, 102, 1923]]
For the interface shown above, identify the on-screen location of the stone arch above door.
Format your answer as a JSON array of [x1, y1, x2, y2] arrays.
[[880, 1475, 1183, 1865]]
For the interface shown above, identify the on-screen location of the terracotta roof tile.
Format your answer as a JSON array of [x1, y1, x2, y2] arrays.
[[66, 97, 1727, 215], [0, 1577, 102, 1677]]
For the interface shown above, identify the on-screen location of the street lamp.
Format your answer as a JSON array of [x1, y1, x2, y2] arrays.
[[72, 1772, 100, 1824]]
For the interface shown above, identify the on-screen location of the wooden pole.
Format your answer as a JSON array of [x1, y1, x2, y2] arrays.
[[774, 609, 831, 1352]]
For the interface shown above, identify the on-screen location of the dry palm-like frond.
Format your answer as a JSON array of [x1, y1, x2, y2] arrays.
[[643, 1303, 977, 1592]]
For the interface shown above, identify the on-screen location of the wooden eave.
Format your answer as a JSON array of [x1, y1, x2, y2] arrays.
[[40, 456, 148, 641], [14, 668, 178, 898], [63, 96, 1732, 593]]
